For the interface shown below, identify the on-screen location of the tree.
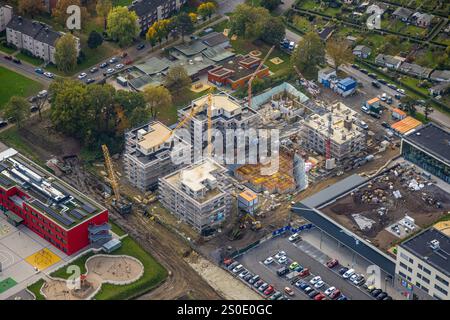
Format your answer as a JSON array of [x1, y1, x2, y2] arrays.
[[146, 19, 171, 46], [87, 30, 104, 49], [18, 0, 44, 18], [107, 6, 139, 47], [3, 96, 30, 128], [96, 0, 112, 31], [229, 4, 270, 39], [174, 13, 195, 42], [197, 2, 217, 20], [189, 12, 198, 24], [326, 36, 354, 71], [423, 100, 434, 121], [260, 0, 282, 11], [400, 95, 416, 116], [143, 86, 172, 119], [260, 16, 285, 45], [55, 33, 78, 74], [53, 0, 88, 27], [291, 31, 325, 80], [164, 65, 192, 94]]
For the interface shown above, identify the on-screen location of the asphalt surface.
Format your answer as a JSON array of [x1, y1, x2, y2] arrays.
[[0, 55, 51, 85], [235, 234, 373, 300]]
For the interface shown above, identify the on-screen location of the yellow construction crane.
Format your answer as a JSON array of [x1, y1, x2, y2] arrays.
[[247, 45, 275, 109], [102, 144, 132, 214]]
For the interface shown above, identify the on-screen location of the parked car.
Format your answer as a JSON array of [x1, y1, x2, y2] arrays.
[[243, 273, 253, 282], [28, 96, 37, 103], [351, 64, 359, 69], [371, 81, 381, 89], [232, 264, 243, 273], [376, 292, 388, 300], [4, 55, 12, 60], [34, 68, 44, 74], [228, 261, 239, 270], [253, 279, 264, 288], [343, 269, 355, 279], [349, 274, 358, 283], [308, 290, 320, 298], [277, 267, 289, 277], [264, 257, 274, 265], [78, 72, 87, 79], [383, 295, 393, 300], [299, 268, 310, 278], [371, 289, 382, 297], [269, 291, 282, 300], [338, 267, 349, 275], [326, 259, 339, 268], [387, 83, 397, 90], [314, 293, 326, 300], [100, 62, 108, 68], [295, 280, 309, 290], [37, 90, 48, 98], [277, 256, 287, 264], [12, 57, 21, 64], [288, 232, 301, 242], [90, 67, 98, 73], [284, 287, 294, 296], [303, 286, 313, 294], [115, 63, 124, 69], [310, 276, 321, 285], [396, 88, 405, 94], [30, 105, 38, 112], [394, 94, 402, 100], [381, 122, 390, 129], [359, 121, 369, 130], [248, 275, 260, 284], [314, 280, 325, 289], [0, 119, 7, 127], [109, 57, 118, 64], [44, 72, 54, 78], [258, 283, 269, 292], [360, 69, 368, 74], [106, 68, 115, 74], [238, 270, 249, 278], [289, 262, 299, 270], [337, 295, 348, 301], [330, 289, 341, 299], [378, 78, 387, 85], [324, 286, 336, 296], [368, 73, 377, 79], [353, 275, 365, 286], [137, 43, 145, 50], [274, 251, 286, 259]]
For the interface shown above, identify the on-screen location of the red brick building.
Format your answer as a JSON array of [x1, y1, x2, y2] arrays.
[[0, 149, 110, 255], [208, 55, 270, 90]]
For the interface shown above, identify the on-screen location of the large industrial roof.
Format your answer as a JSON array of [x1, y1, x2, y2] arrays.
[[404, 123, 450, 163], [391, 116, 422, 135]]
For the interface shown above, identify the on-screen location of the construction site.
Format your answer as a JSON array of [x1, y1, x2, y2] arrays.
[[321, 161, 450, 253]]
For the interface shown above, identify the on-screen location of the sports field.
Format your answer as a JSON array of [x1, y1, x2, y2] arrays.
[[0, 66, 43, 109], [0, 277, 17, 294]]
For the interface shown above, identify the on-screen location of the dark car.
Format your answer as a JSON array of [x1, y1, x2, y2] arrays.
[[86, 78, 95, 84], [360, 69, 368, 74], [381, 122, 390, 129], [308, 290, 320, 298], [326, 259, 339, 268], [378, 79, 387, 85], [370, 112, 381, 119], [394, 94, 402, 100], [0, 119, 8, 127], [243, 273, 253, 282], [137, 43, 145, 50], [383, 296, 393, 301], [372, 81, 381, 89], [277, 267, 289, 277], [35, 68, 44, 74], [100, 62, 109, 68], [4, 55, 12, 60], [371, 289, 382, 297], [30, 105, 38, 112], [338, 267, 349, 275], [296, 280, 308, 290], [12, 57, 21, 64], [254, 279, 264, 288], [351, 64, 359, 69], [330, 289, 341, 300], [248, 275, 260, 284], [368, 73, 377, 79], [376, 292, 388, 300]]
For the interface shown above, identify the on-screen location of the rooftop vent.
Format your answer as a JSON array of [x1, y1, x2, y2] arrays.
[[430, 239, 440, 250]]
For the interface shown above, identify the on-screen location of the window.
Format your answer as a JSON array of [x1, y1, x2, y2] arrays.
[[434, 284, 448, 296], [436, 275, 449, 287]]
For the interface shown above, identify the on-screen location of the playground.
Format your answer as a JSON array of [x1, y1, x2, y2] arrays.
[[41, 254, 144, 300], [25, 248, 61, 271]]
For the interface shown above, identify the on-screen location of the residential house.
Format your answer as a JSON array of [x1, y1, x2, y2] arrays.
[[398, 62, 432, 79], [429, 82, 449, 96], [375, 54, 402, 69], [318, 26, 335, 41], [129, 0, 187, 34], [411, 12, 434, 28], [392, 7, 413, 22], [429, 70, 450, 83], [353, 45, 371, 59]]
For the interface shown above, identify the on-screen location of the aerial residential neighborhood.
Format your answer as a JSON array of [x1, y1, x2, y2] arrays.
[[0, 0, 448, 310]]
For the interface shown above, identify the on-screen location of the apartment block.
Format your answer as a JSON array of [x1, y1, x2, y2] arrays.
[[395, 228, 450, 300], [0, 4, 12, 32], [158, 158, 232, 235], [129, 0, 187, 34], [6, 15, 80, 64], [124, 121, 190, 191], [301, 102, 366, 161]]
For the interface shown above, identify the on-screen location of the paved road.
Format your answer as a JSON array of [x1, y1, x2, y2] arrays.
[[236, 234, 372, 300], [0, 54, 51, 86]]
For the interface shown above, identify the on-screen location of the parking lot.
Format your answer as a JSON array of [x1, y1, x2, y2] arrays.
[[228, 233, 376, 300]]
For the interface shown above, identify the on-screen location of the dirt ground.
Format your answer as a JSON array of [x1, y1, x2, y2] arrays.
[[322, 162, 450, 251], [42, 255, 143, 300], [185, 252, 262, 300]]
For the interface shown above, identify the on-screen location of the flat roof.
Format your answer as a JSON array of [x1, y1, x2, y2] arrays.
[[193, 94, 241, 114], [392, 108, 407, 116], [391, 116, 422, 134], [401, 228, 450, 277], [367, 97, 380, 105], [239, 190, 257, 202], [137, 122, 172, 151], [0, 148, 105, 230], [300, 174, 367, 208], [404, 123, 450, 163]]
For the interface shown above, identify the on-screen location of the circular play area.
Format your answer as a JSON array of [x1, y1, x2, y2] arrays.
[[40, 254, 144, 300], [249, 50, 262, 57]]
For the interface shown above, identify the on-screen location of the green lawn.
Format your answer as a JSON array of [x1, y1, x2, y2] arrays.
[[0, 277, 17, 294], [43, 235, 167, 300], [110, 220, 127, 237], [0, 66, 43, 109], [14, 52, 44, 66], [0, 42, 17, 54], [113, 0, 133, 6], [27, 279, 46, 300], [0, 127, 45, 166]]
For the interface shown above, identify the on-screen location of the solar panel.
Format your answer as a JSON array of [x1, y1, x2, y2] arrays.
[[68, 209, 87, 220], [0, 175, 13, 187], [82, 203, 96, 214], [32, 200, 74, 227]]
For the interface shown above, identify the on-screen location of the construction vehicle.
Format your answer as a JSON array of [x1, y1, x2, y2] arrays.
[[102, 144, 132, 215], [243, 213, 262, 231], [247, 46, 275, 109]]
